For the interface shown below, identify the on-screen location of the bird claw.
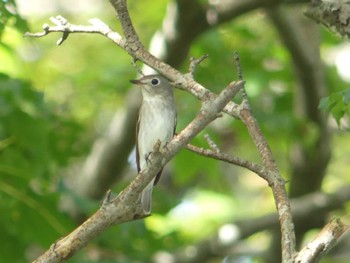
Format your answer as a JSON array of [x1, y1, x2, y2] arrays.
[[153, 140, 162, 152], [145, 140, 162, 165], [145, 152, 152, 165]]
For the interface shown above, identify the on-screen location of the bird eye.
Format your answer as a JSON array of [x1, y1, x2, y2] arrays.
[[151, 78, 159, 85]]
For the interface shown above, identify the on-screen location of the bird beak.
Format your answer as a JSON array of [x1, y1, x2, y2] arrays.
[[130, 79, 143, 85]]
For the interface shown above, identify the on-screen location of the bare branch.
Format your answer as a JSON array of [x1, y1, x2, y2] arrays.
[[305, 0, 350, 39], [204, 133, 220, 152], [185, 143, 266, 177], [239, 93, 297, 260], [109, 0, 142, 50], [188, 54, 209, 79], [234, 51, 243, 81], [295, 218, 349, 263], [25, 16, 127, 49], [130, 58, 144, 76]]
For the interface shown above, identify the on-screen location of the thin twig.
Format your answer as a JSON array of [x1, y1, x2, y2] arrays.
[[234, 51, 248, 100], [185, 143, 267, 178], [234, 51, 243, 81], [130, 58, 144, 76], [188, 54, 209, 79], [204, 134, 220, 152], [25, 16, 126, 49]]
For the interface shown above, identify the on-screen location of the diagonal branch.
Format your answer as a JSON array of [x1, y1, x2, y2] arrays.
[[31, 74, 244, 263], [295, 218, 349, 263]]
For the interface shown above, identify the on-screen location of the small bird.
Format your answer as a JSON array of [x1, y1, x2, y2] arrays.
[[130, 74, 176, 214]]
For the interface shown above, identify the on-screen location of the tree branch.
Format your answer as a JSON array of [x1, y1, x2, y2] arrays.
[[25, 16, 127, 47], [305, 0, 350, 39], [295, 218, 349, 263], [185, 143, 267, 178]]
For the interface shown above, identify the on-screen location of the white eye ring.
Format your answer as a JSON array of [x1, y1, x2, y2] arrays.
[[151, 78, 160, 86]]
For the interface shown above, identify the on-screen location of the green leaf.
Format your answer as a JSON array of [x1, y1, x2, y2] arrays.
[[319, 89, 350, 125]]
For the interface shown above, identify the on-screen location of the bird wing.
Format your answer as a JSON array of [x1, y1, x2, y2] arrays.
[[136, 116, 141, 173]]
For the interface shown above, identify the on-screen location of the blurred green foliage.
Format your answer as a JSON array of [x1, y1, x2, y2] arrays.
[[0, 73, 78, 262], [1, 1, 350, 263], [0, 0, 28, 39], [319, 88, 350, 125]]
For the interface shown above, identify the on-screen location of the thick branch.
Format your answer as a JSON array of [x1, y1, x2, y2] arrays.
[[305, 0, 350, 39]]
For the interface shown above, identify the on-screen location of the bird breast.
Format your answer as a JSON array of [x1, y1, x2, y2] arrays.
[[137, 97, 176, 169]]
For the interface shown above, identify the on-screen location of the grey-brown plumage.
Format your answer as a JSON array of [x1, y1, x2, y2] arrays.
[[130, 75, 176, 214]]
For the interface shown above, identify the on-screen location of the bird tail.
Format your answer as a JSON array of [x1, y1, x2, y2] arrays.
[[141, 180, 154, 214]]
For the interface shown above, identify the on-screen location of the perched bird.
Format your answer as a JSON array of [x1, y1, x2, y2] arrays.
[[130, 74, 176, 213]]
